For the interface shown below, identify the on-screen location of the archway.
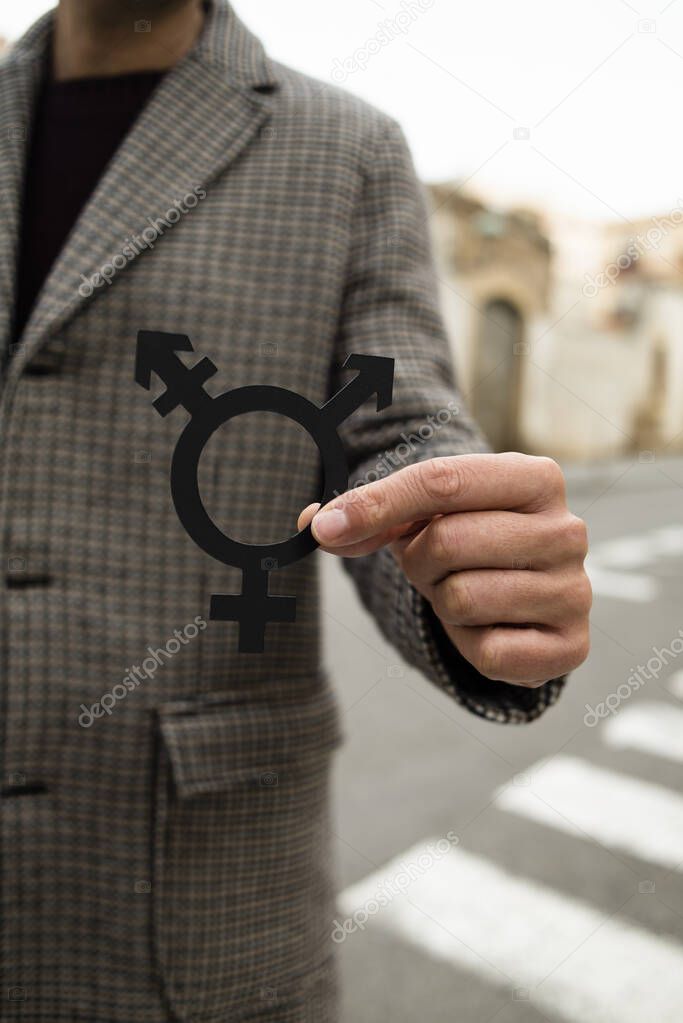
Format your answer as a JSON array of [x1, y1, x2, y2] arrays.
[[472, 298, 524, 451]]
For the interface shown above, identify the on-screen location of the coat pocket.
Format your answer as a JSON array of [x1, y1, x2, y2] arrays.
[[151, 678, 342, 1023]]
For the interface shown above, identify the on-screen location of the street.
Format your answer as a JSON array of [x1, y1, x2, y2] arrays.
[[323, 454, 683, 1023]]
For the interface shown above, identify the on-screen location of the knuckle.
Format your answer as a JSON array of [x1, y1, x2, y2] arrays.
[[564, 514, 589, 558], [425, 517, 456, 566], [420, 457, 463, 504], [344, 484, 385, 531], [516, 662, 553, 688], [574, 573, 593, 615], [569, 625, 591, 668], [512, 451, 536, 470], [515, 675, 548, 691], [535, 456, 566, 496], [477, 634, 503, 680], [543, 513, 588, 563], [444, 574, 476, 622]]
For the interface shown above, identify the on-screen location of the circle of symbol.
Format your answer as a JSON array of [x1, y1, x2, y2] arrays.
[[170, 385, 349, 572]]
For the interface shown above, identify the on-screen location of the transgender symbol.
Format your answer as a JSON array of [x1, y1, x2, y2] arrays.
[[135, 331, 394, 653]]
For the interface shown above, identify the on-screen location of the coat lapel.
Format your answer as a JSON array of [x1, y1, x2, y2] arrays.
[[0, 1, 279, 378], [0, 16, 48, 358]]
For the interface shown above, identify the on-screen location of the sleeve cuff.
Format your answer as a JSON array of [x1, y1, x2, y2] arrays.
[[409, 584, 566, 724]]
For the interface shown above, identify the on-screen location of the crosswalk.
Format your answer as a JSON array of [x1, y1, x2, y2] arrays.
[[339, 843, 683, 1023], [337, 687, 683, 1021], [494, 755, 683, 871], [667, 669, 683, 700], [602, 701, 683, 764], [587, 525, 683, 602]]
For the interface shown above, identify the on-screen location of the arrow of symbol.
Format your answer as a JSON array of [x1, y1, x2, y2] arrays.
[[322, 354, 394, 425]]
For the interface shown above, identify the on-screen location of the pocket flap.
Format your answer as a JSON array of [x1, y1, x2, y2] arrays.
[[157, 683, 342, 798]]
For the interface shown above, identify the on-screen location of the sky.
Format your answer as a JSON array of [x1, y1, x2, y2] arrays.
[[2, 0, 682, 222]]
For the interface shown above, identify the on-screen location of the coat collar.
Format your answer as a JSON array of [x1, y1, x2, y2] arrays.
[[0, 1, 278, 376]]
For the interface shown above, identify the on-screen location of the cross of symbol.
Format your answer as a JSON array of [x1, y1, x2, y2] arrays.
[[210, 573, 296, 653]]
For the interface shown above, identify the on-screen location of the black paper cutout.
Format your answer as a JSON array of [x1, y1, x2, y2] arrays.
[[135, 330, 394, 652]]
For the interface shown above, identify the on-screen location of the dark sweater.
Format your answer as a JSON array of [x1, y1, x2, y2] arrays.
[[13, 67, 164, 344]]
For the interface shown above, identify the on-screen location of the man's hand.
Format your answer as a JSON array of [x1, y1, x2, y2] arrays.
[[298, 453, 591, 687]]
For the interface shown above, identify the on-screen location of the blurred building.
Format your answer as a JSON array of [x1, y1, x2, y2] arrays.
[[0, 25, 677, 463], [428, 184, 683, 460], [428, 186, 552, 453]]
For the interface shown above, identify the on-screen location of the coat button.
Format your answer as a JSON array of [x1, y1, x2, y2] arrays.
[[22, 343, 66, 376], [6, 555, 52, 588], [1, 773, 48, 797], [24, 361, 62, 376]]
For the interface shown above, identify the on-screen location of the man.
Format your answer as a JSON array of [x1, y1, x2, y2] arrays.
[[0, 1, 590, 1020]]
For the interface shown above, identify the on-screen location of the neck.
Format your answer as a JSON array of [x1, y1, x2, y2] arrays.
[[53, 1, 205, 81]]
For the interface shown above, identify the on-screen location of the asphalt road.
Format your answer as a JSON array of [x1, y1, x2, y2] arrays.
[[322, 454, 683, 1023]]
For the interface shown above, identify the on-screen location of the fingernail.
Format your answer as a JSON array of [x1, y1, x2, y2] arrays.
[[312, 507, 349, 545]]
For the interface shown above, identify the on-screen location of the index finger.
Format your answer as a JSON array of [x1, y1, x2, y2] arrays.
[[311, 453, 565, 548]]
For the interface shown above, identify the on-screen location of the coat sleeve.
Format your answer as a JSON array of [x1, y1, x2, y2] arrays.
[[331, 114, 565, 724]]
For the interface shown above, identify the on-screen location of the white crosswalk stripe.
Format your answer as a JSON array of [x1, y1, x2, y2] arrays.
[[338, 842, 683, 1023], [586, 525, 683, 602], [585, 557, 658, 602], [494, 755, 683, 872], [666, 670, 683, 700], [602, 701, 683, 763]]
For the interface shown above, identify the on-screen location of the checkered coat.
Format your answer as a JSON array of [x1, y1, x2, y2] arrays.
[[0, 4, 564, 1020]]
